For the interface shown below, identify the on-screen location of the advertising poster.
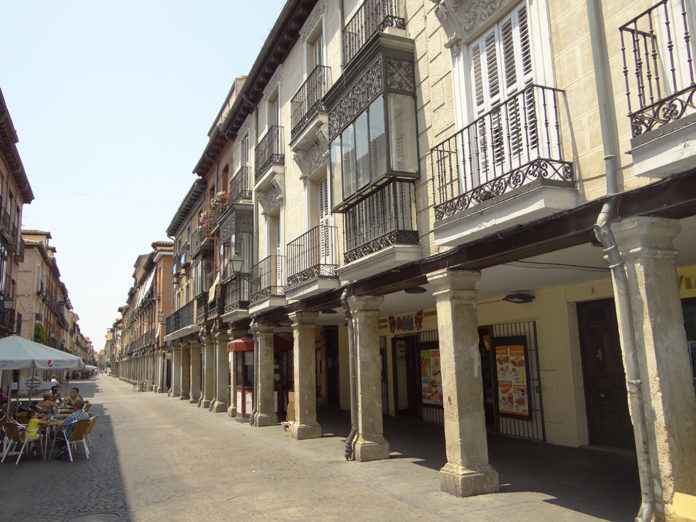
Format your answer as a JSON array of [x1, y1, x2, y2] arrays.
[[420, 349, 443, 405], [495, 343, 530, 417]]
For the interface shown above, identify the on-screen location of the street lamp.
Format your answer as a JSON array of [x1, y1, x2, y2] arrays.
[[230, 253, 244, 274]]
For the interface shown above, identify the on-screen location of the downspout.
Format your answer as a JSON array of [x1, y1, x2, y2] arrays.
[[250, 320, 259, 426], [341, 289, 358, 460], [586, 1, 654, 520]]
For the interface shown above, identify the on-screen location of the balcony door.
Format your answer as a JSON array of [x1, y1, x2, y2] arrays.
[[241, 134, 249, 166], [318, 174, 334, 267], [467, 4, 539, 189], [268, 215, 282, 288], [307, 29, 323, 71]]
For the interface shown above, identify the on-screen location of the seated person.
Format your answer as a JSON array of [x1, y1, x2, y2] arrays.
[[62, 408, 90, 438], [35, 393, 56, 415], [50, 385, 62, 402], [64, 387, 84, 410]]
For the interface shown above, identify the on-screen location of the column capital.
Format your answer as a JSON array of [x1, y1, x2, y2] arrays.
[[427, 269, 480, 302], [612, 216, 680, 260], [250, 320, 275, 336], [346, 295, 383, 313], [288, 311, 319, 327]]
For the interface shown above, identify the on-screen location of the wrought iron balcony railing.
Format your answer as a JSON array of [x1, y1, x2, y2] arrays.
[[250, 255, 285, 304], [229, 165, 252, 203], [343, 180, 418, 264], [165, 301, 194, 334], [287, 223, 338, 289], [255, 125, 285, 182], [0, 307, 15, 333], [430, 84, 574, 223], [291, 65, 331, 140], [224, 273, 250, 312], [344, 0, 405, 66], [620, 0, 695, 137], [196, 294, 208, 324]]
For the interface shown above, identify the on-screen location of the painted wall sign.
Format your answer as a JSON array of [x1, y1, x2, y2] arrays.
[[388, 310, 424, 333]]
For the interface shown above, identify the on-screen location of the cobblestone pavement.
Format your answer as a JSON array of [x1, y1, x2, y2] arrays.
[[0, 376, 638, 521]]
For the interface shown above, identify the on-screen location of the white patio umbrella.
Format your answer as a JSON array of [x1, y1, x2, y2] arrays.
[[0, 336, 84, 415], [0, 336, 84, 370]]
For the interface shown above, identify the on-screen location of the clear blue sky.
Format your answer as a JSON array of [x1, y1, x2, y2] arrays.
[[0, 1, 285, 350]]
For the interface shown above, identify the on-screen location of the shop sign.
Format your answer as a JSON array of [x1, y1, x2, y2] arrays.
[[420, 349, 442, 405], [388, 310, 424, 334], [494, 337, 531, 418]]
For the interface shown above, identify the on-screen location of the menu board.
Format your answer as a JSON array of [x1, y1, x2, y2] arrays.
[[495, 342, 530, 418], [420, 349, 443, 405]]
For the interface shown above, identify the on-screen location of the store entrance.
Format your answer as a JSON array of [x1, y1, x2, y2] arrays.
[[392, 336, 420, 416], [577, 299, 634, 450]]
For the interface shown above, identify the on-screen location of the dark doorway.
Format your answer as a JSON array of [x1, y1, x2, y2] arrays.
[[577, 299, 634, 449], [324, 326, 339, 407], [392, 336, 420, 417], [165, 358, 171, 390]]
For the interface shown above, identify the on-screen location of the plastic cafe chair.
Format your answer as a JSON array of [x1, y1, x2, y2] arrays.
[[51, 419, 91, 462], [83, 416, 97, 455], [1, 421, 44, 465]]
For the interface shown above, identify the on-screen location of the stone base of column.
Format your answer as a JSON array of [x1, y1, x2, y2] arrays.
[[354, 437, 390, 462], [289, 422, 322, 440], [227, 406, 237, 417], [189, 395, 199, 404], [211, 400, 227, 413], [201, 399, 211, 408], [439, 463, 499, 497], [253, 412, 278, 427]]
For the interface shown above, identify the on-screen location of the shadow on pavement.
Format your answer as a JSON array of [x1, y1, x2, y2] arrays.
[[319, 408, 639, 521], [0, 377, 131, 522]]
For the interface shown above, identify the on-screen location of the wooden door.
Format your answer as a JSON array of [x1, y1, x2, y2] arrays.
[[578, 299, 634, 449]]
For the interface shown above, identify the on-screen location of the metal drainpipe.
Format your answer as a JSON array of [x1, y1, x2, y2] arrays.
[[341, 289, 358, 460], [586, 1, 654, 519], [249, 321, 258, 427]]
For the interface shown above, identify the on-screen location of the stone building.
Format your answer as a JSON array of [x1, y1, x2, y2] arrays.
[[112, 0, 696, 519], [0, 88, 34, 337], [16, 230, 72, 349], [117, 241, 174, 392]]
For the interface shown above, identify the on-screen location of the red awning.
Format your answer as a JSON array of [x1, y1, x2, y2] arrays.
[[228, 337, 253, 353], [227, 335, 293, 353]]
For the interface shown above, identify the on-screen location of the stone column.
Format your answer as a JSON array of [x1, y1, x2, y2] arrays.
[[288, 311, 321, 439], [180, 344, 191, 400], [428, 269, 498, 497], [347, 295, 389, 461], [201, 336, 215, 409], [252, 322, 277, 427], [189, 343, 202, 404], [212, 332, 229, 413], [228, 350, 237, 417], [170, 346, 181, 397], [612, 217, 696, 519]]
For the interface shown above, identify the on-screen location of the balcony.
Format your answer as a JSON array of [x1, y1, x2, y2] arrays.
[[0, 307, 15, 334], [430, 84, 577, 247], [286, 223, 339, 300], [337, 180, 420, 283], [249, 255, 286, 314], [255, 125, 285, 184], [229, 165, 252, 203], [620, 0, 696, 177], [164, 301, 196, 341], [290, 65, 331, 148], [343, 0, 405, 66]]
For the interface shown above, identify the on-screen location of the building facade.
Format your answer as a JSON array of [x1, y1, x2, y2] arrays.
[[117, 242, 174, 392], [16, 230, 72, 349], [110, 1, 696, 520], [0, 89, 34, 337]]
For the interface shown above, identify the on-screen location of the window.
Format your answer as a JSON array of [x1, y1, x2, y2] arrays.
[[330, 94, 418, 206], [307, 28, 323, 71], [241, 134, 249, 165], [268, 93, 279, 128], [467, 3, 536, 181]]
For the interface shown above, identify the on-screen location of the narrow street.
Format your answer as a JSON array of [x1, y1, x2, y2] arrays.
[[0, 376, 637, 522]]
